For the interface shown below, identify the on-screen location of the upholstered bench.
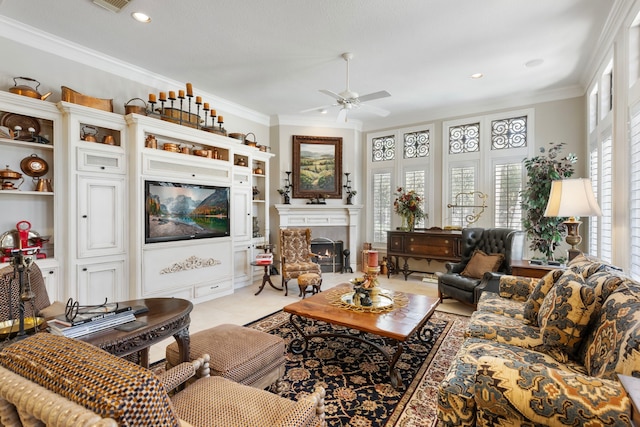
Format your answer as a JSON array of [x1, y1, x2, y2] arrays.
[[298, 272, 322, 298], [166, 323, 286, 390]]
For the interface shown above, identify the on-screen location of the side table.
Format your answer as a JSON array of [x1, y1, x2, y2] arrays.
[[53, 297, 192, 368], [510, 260, 566, 279], [251, 260, 282, 295]]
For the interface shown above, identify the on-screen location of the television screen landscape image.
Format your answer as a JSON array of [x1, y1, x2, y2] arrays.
[[145, 180, 230, 243]]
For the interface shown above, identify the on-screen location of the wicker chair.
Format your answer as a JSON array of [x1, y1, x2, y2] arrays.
[[0, 333, 326, 427], [0, 262, 64, 322], [280, 228, 322, 296]]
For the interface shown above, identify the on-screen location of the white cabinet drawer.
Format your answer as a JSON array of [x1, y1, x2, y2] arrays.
[[195, 279, 232, 298], [143, 152, 231, 182], [77, 146, 126, 174]]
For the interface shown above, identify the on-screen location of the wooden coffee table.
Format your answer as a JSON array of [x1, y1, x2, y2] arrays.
[[283, 284, 440, 388]]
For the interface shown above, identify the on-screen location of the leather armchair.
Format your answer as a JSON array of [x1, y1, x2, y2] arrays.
[[437, 228, 524, 305]]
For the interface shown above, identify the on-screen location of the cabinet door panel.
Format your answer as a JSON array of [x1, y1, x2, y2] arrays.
[[233, 244, 251, 286], [77, 261, 124, 305], [78, 176, 125, 258], [232, 187, 252, 240]]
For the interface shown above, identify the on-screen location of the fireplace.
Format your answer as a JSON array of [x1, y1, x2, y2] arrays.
[[311, 238, 344, 273], [276, 204, 363, 272]]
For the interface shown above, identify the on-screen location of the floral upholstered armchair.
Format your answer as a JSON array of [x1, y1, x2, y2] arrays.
[[280, 228, 322, 296]]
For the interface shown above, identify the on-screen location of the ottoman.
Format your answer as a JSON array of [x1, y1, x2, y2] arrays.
[[166, 323, 285, 390], [297, 272, 322, 298]]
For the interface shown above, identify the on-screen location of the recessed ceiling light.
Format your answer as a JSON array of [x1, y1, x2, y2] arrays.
[[319, 109, 328, 114], [470, 73, 484, 79], [131, 12, 151, 23], [525, 59, 544, 68]]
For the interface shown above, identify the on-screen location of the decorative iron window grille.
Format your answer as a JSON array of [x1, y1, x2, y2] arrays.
[[449, 123, 480, 154], [491, 116, 527, 150], [403, 130, 430, 159], [372, 135, 395, 162]]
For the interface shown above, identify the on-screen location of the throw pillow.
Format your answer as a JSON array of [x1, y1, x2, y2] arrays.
[[461, 250, 505, 279], [0, 333, 180, 427], [522, 269, 564, 325], [538, 270, 597, 360]]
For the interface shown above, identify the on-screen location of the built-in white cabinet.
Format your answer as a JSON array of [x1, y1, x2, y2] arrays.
[[127, 114, 272, 302], [0, 91, 63, 300], [1, 93, 273, 305], [59, 102, 127, 302]]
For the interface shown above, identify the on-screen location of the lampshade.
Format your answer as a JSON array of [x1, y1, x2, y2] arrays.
[[544, 178, 602, 218]]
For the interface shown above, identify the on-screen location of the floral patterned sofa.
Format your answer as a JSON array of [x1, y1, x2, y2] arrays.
[[437, 254, 640, 426]]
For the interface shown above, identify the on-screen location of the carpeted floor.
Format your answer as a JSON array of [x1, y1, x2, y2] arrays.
[[247, 309, 469, 427]]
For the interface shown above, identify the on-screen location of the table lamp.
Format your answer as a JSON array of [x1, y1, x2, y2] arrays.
[[543, 178, 602, 261]]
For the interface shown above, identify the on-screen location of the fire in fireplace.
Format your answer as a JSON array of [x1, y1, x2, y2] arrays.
[[310, 238, 344, 273]]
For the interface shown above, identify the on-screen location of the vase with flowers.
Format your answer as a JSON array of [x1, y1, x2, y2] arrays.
[[394, 187, 427, 232]]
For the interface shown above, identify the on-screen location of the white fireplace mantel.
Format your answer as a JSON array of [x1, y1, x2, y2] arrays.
[[275, 204, 363, 271]]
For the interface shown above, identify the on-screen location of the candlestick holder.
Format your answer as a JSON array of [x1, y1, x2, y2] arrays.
[[187, 96, 193, 127], [343, 172, 356, 205], [277, 171, 293, 204], [148, 100, 156, 115], [178, 97, 184, 126]]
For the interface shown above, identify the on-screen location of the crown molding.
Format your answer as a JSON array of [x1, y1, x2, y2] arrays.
[[272, 114, 362, 131], [0, 15, 270, 126]]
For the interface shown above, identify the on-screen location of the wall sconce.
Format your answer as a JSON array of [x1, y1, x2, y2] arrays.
[[544, 178, 602, 261]]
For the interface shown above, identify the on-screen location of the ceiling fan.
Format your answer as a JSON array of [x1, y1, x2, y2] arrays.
[[302, 52, 391, 122]]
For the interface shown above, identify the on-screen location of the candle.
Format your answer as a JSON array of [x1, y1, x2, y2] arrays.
[[218, 115, 224, 123], [203, 103, 210, 111], [178, 90, 185, 98], [168, 91, 176, 100], [186, 83, 193, 96], [368, 250, 379, 268], [195, 96, 202, 104], [210, 108, 216, 116], [159, 92, 167, 101], [148, 93, 156, 103]]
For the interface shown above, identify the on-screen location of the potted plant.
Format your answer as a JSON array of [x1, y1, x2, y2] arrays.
[[521, 142, 577, 261]]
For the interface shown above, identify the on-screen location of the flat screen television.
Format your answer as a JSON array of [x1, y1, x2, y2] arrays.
[[145, 180, 230, 244]]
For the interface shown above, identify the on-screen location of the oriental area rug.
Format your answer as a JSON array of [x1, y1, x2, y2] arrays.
[[247, 309, 469, 427]]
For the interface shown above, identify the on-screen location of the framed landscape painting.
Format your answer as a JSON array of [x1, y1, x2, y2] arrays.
[[292, 135, 343, 199]]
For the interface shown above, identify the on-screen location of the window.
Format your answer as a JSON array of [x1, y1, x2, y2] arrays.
[[588, 56, 614, 263], [600, 136, 613, 263], [448, 166, 476, 228], [494, 162, 523, 228], [372, 135, 395, 162], [589, 148, 599, 257], [404, 169, 427, 228], [443, 111, 531, 230], [372, 172, 392, 243], [367, 127, 433, 246]]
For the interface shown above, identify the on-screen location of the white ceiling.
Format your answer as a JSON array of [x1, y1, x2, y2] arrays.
[[0, 0, 620, 128]]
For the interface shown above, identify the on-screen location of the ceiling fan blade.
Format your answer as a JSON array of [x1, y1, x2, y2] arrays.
[[300, 104, 335, 114], [319, 89, 345, 101], [337, 108, 348, 123], [359, 103, 390, 117], [357, 90, 391, 103]]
